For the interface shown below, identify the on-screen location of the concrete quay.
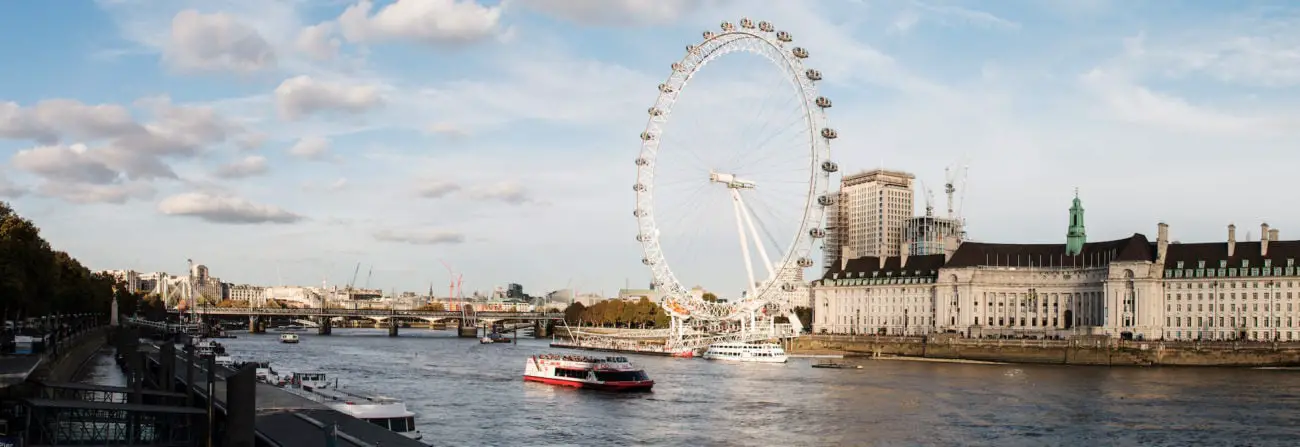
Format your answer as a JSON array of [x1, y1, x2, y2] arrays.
[[787, 334, 1300, 367]]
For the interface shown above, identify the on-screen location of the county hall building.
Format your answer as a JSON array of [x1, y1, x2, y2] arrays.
[[811, 194, 1300, 341]]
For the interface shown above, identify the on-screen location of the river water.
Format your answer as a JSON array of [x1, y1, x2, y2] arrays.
[[84, 328, 1300, 446]]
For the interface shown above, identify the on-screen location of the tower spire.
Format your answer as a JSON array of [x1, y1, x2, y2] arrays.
[[1065, 190, 1087, 256]]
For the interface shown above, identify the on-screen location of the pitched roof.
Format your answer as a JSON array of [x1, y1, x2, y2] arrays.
[[1162, 240, 1300, 269], [821, 254, 947, 280], [943, 234, 1155, 268]]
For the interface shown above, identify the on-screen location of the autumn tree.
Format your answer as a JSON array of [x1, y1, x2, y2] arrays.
[[0, 201, 123, 319]]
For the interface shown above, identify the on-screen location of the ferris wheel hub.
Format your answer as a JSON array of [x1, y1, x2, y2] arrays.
[[709, 170, 757, 189]]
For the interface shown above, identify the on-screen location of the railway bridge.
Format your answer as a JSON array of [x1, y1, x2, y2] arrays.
[[158, 307, 564, 338]]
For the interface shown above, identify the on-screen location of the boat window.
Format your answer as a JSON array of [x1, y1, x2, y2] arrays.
[[593, 370, 648, 382], [405, 417, 415, 432], [555, 368, 589, 379], [391, 417, 408, 432], [370, 418, 388, 429]]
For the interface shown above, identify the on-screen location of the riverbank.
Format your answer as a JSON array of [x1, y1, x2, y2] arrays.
[[787, 334, 1300, 367]]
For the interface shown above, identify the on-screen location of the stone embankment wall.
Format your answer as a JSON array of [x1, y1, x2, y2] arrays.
[[787, 334, 1300, 367], [31, 327, 110, 382]]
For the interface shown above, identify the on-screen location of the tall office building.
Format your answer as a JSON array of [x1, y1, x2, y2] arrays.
[[824, 169, 916, 269]]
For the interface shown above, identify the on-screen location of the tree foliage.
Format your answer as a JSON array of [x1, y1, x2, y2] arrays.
[[562, 297, 671, 328], [0, 201, 133, 319]]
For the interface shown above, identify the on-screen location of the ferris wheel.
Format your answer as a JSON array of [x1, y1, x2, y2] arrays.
[[633, 18, 839, 324]]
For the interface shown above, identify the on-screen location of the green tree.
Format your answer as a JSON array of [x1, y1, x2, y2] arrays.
[[702, 292, 718, 302], [0, 201, 120, 319]]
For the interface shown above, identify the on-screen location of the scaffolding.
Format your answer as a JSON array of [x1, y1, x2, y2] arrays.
[[903, 215, 964, 256]]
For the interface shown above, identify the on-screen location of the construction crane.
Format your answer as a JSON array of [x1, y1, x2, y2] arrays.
[[440, 260, 459, 311], [347, 262, 361, 296], [363, 266, 373, 289], [944, 158, 970, 220], [918, 179, 936, 217]]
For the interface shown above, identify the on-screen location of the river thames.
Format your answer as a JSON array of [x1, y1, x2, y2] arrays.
[[84, 329, 1300, 446]]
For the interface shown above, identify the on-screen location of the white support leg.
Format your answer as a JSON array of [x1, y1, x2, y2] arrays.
[[733, 192, 775, 279], [731, 189, 758, 298]]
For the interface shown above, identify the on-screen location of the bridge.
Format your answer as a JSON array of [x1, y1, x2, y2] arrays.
[[144, 306, 565, 338]]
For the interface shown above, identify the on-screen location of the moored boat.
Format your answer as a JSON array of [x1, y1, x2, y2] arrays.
[[480, 332, 511, 344], [523, 354, 654, 391], [280, 333, 300, 344], [281, 372, 424, 441], [702, 342, 788, 363]]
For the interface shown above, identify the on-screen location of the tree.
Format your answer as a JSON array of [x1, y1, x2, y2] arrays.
[[415, 302, 445, 311], [0, 201, 122, 319], [702, 292, 718, 302]]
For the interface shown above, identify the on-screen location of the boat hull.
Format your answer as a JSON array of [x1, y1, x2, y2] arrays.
[[523, 374, 654, 392]]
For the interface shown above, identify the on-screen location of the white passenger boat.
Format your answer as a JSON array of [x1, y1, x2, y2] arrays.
[[280, 333, 300, 344], [281, 372, 423, 441], [702, 342, 788, 363], [523, 354, 654, 391]]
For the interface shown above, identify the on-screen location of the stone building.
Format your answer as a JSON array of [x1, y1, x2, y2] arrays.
[[811, 194, 1300, 341]]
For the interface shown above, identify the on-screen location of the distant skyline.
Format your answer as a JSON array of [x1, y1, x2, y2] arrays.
[[1, 0, 1298, 297]]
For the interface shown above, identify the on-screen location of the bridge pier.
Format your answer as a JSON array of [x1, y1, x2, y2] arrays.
[[534, 320, 551, 338], [248, 316, 266, 334], [457, 319, 477, 338], [388, 319, 399, 337], [317, 317, 332, 335]]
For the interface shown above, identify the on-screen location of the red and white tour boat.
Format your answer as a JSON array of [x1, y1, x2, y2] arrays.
[[523, 354, 655, 391]]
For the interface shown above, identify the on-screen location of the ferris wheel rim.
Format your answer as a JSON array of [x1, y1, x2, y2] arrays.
[[632, 20, 835, 322]]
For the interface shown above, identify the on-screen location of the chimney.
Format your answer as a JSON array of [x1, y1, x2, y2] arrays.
[[899, 242, 910, 268], [1228, 224, 1236, 257], [1262, 222, 1270, 256], [839, 245, 850, 271], [1156, 222, 1169, 264], [1269, 228, 1279, 242]]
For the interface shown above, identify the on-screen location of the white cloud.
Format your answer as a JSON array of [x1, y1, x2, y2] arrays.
[[518, 0, 701, 26], [163, 9, 276, 73], [0, 172, 26, 198], [466, 181, 532, 205], [295, 22, 341, 61], [328, 177, 349, 191], [215, 155, 269, 178], [158, 192, 304, 224], [416, 180, 460, 198], [36, 181, 155, 204], [338, 0, 503, 46], [275, 75, 383, 121], [373, 228, 465, 245], [11, 144, 122, 184], [425, 122, 470, 138], [237, 132, 267, 151], [1079, 68, 1289, 135], [910, 1, 1021, 31], [0, 99, 141, 144], [288, 136, 332, 160]]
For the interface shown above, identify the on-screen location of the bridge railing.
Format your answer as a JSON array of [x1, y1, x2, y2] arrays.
[[185, 306, 564, 319]]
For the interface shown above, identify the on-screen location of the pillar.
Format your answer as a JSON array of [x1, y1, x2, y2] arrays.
[[160, 342, 176, 394], [317, 317, 332, 335], [248, 316, 266, 334], [533, 320, 551, 338], [457, 319, 477, 338], [224, 363, 257, 447], [388, 319, 399, 337], [184, 346, 196, 406]]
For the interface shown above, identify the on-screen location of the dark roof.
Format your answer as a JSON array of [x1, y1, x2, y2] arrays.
[[822, 254, 947, 280], [1163, 240, 1300, 269], [944, 234, 1155, 268], [256, 409, 427, 447]]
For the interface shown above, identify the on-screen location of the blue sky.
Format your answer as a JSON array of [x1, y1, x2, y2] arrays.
[[1, 0, 1298, 298]]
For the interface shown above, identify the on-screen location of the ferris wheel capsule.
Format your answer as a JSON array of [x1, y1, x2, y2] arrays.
[[632, 183, 646, 192], [792, 47, 809, 58], [821, 160, 839, 173], [636, 234, 650, 242], [818, 194, 837, 206], [815, 97, 831, 108], [721, 21, 735, 32], [640, 131, 656, 141], [647, 107, 662, 116], [776, 31, 792, 42], [672, 62, 685, 72], [635, 157, 649, 166], [806, 69, 822, 81], [740, 18, 755, 29], [703, 31, 715, 40], [686, 44, 700, 54], [809, 228, 827, 238], [658, 83, 674, 93], [758, 21, 774, 32], [780, 283, 796, 292], [797, 257, 814, 268], [633, 209, 645, 217], [820, 128, 838, 139]]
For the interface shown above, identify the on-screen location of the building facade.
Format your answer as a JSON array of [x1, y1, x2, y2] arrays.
[[824, 169, 916, 269], [812, 195, 1300, 341]]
